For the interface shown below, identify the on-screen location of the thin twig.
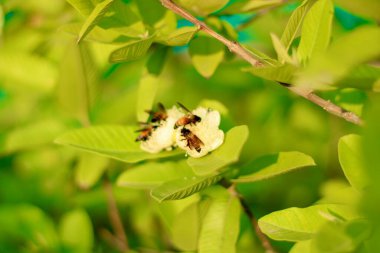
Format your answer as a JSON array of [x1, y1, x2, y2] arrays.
[[226, 183, 277, 253], [160, 0, 363, 126], [103, 179, 129, 252]]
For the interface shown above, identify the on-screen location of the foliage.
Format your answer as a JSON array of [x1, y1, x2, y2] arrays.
[[0, 0, 379, 252]]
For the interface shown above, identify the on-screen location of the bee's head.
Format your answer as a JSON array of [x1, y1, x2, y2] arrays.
[[181, 128, 190, 135]]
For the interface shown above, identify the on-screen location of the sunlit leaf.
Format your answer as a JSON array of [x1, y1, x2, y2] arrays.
[[290, 240, 312, 253], [171, 201, 201, 251], [271, 33, 293, 64], [338, 134, 368, 190], [150, 173, 223, 202], [187, 125, 249, 176], [177, 0, 229, 16], [136, 0, 168, 27], [189, 36, 225, 78], [109, 36, 155, 63], [77, 0, 114, 43], [136, 73, 159, 122], [281, 0, 316, 52], [336, 65, 380, 91], [221, 0, 282, 14], [295, 26, 380, 89], [57, 41, 98, 124], [198, 186, 240, 253], [59, 208, 94, 252], [159, 26, 198, 46], [297, 0, 334, 62], [233, 151, 315, 183], [245, 64, 297, 84], [0, 6, 3, 37], [55, 125, 183, 163], [75, 153, 109, 189], [258, 204, 359, 242], [117, 161, 193, 189], [66, 0, 98, 16]]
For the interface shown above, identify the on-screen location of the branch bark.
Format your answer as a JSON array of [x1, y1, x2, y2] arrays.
[[160, 0, 363, 126]]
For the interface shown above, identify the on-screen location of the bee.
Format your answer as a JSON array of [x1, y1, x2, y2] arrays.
[[135, 123, 157, 142], [146, 103, 168, 123], [180, 128, 204, 153], [174, 102, 201, 129]]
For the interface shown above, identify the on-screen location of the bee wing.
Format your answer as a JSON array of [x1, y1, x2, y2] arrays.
[[157, 102, 166, 112], [177, 102, 192, 113], [135, 127, 149, 132]]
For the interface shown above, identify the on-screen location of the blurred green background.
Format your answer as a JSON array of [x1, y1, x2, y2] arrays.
[[0, 0, 379, 252]]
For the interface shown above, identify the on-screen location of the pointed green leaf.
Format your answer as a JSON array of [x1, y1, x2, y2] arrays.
[[245, 64, 297, 84], [146, 46, 169, 75], [57, 41, 98, 124], [271, 33, 293, 64], [117, 161, 193, 189], [77, 0, 114, 43], [136, 73, 159, 122], [150, 173, 223, 202], [59, 208, 94, 252], [258, 204, 359, 242], [281, 0, 316, 52], [295, 26, 380, 89], [338, 134, 368, 190], [290, 240, 312, 253], [221, 0, 282, 14], [199, 187, 240, 253], [109, 36, 155, 63], [135, 0, 168, 27], [75, 153, 109, 189], [160, 26, 198, 46], [187, 125, 249, 176], [297, 0, 333, 62], [177, 0, 229, 16], [55, 125, 183, 163], [233, 151, 315, 183], [189, 36, 225, 78]]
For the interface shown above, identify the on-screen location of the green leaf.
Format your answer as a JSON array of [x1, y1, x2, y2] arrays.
[[55, 125, 183, 163], [338, 134, 368, 190], [335, 0, 380, 21], [187, 125, 249, 176], [245, 64, 297, 84], [136, 73, 159, 122], [117, 161, 193, 189], [146, 46, 168, 75], [297, 0, 334, 62], [0, 5, 4, 37], [75, 153, 109, 189], [271, 33, 293, 64], [150, 173, 223, 202], [233, 151, 316, 183], [177, 0, 229, 16], [171, 201, 202, 251], [290, 240, 312, 253], [59, 208, 94, 252], [245, 46, 278, 66], [135, 0, 168, 27], [0, 120, 66, 155], [77, 0, 114, 43], [109, 36, 155, 63], [221, 0, 282, 14], [57, 41, 98, 124], [159, 26, 198, 46], [258, 204, 359, 242], [281, 0, 316, 52], [198, 186, 240, 253], [311, 219, 371, 253], [295, 26, 380, 89], [189, 36, 225, 78], [66, 0, 99, 16], [336, 65, 380, 91]]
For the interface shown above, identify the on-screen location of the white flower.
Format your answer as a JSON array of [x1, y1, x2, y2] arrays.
[[140, 106, 184, 153], [175, 107, 224, 158]]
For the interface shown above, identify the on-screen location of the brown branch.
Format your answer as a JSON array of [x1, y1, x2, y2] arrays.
[[226, 183, 277, 253], [103, 179, 129, 252], [160, 0, 363, 126]]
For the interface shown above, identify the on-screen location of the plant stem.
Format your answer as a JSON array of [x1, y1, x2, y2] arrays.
[[226, 183, 277, 253], [103, 179, 129, 252], [159, 0, 363, 126]]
